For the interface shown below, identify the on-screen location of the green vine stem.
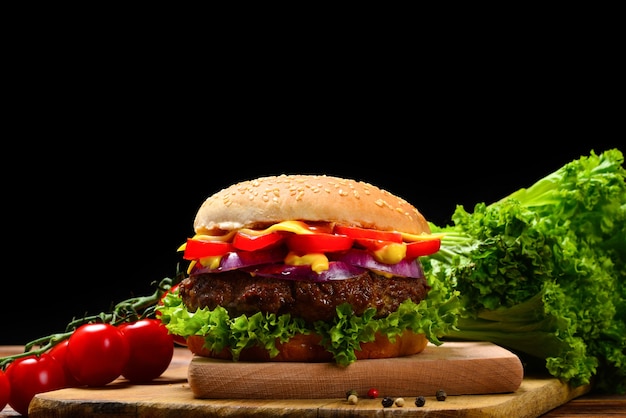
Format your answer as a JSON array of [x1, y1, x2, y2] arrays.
[[0, 272, 184, 370]]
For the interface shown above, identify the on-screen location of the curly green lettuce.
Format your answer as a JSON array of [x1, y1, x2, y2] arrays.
[[422, 148, 626, 393], [158, 285, 460, 367]]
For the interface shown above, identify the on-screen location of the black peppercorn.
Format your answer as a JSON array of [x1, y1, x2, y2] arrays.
[[381, 397, 394, 407], [415, 396, 426, 407], [436, 389, 447, 401]]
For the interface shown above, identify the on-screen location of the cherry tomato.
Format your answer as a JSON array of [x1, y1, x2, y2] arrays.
[[287, 233, 354, 254], [48, 339, 81, 388], [0, 369, 10, 411], [183, 238, 235, 259], [66, 323, 130, 387], [334, 225, 403, 243], [5, 353, 66, 416], [157, 284, 187, 346], [405, 239, 441, 259], [232, 230, 287, 251], [118, 319, 174, 383]]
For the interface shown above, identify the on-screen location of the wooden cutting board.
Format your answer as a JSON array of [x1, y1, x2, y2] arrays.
[[188, 341, 523, 398], [21, 344, 591, 418]]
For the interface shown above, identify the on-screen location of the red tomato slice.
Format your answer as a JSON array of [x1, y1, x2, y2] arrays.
[[287, 233, 354, 254], [405, 239, 441, 259], [334, 225, 403, 243], [232, 231, 287, 251], [183, 238, 235, 260]]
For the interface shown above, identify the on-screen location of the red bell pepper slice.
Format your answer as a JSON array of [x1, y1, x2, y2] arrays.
[[232, 231, 288, 252], [405, 239, 441, 259], [182, 238, 235, 260], [287, 233, 354, 254], [333, 225, 403, 243]]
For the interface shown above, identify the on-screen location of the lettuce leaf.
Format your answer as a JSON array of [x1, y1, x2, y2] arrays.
[[158, 286, 460, 367], [422, 148, 626, 393]]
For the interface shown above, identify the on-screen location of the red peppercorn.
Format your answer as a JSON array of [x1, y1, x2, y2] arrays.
[[367, 388, 379, 399]]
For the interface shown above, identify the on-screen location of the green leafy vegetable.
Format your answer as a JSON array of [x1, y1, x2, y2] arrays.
[[422, 148, 626, 394], [158, 287, 460, 366]]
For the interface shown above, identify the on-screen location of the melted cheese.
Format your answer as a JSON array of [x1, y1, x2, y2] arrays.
[[246, 220, 314, 235], [285, 251, 329, 273], [373, 242, 406, 264], [193, 230, 237, 242], [199, 255, 222, 270], [400, 231, 446, 242]]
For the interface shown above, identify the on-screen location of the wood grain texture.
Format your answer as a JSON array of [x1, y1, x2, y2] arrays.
[[26, 374, 591, 418], [188, 341, 524, 399], [3, 345, 609, 417]]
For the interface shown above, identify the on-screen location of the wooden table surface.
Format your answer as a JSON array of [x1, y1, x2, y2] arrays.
[[1, 346, 624, 417]]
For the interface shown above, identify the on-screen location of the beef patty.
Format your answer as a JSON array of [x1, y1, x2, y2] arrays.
[[179, 270, 430, 324]]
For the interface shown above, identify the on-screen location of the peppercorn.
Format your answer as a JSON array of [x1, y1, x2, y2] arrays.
[[381, 397, 394, 408], [394, 397, 405, 407], [345, 389, 358, 400], [347, 394, 358, 405], [367, 388, 379, 399], [415, 396, 426, 407], [436, 389, 447, 401]]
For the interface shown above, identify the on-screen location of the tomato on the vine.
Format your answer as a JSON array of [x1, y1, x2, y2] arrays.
[[0, 369, 10, 411], [5, 353, 66, 416], [66, 323, 130, 387], [48, 338, 80, 388], [118, 318, 174, 383]]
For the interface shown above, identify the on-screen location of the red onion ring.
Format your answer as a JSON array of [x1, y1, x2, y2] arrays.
[[190, 247, 288, 274], [245, 261, 366, 282], [330, 249, 424, 279]]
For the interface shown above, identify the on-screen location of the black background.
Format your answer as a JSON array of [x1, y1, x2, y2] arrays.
[[1, 42, 623, 345]]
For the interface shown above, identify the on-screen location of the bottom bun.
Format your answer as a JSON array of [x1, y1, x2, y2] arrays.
[[186, 330, 428, 362]]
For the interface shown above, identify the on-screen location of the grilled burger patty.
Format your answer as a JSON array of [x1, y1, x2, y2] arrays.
[[179, 271, 431, 324]]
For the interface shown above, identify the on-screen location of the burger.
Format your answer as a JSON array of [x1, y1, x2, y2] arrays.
[[158, 174, 454, 366]]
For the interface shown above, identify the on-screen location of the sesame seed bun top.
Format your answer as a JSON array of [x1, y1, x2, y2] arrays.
[[193, 174, 431, 235]]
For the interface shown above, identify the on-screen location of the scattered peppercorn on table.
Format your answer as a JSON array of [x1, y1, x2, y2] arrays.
[[1, 346, 624, 417]]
